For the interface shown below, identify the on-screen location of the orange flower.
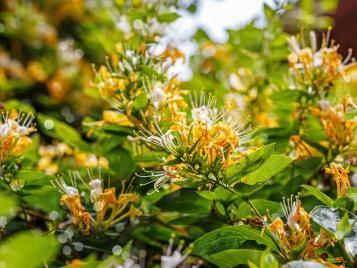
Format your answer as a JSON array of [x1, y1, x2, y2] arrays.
[[161, 47, 185, 63], [325, 163, 350, 198], [269, 195, 311, 250], [60, 194, 91, 233]]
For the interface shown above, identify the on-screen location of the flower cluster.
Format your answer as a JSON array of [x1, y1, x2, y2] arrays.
[[138, 95, 253, 191], [287, 30, 356, 93], [94, 46, 186, 129], [268, 195, 342, 266], [38, 143, 109, 175], [311, 97, 356, 148], [52, 170, 141, 233], [0, 111, 35, 165]]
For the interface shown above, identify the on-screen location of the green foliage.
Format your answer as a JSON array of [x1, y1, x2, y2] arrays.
[[0, 232, 59, 268], [301, 185, 334, 206], [192, 225, 280, 256], [0, 0, 352, 267]]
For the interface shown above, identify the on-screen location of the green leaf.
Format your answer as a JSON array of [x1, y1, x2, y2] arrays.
[[225, 143, 275, 185], [235, 199, 281, 219], [16, 170, 52, 183], [131, 224, 178, 247], [233, 183, 265, 199], [192, 225, 280, 256], [204, 249, 263, 268], [107, 148, 136, 179], [157, 12, 180, 22], [0, 232, 59, 268], [260, 249, 279, 268], [132, 92, 149, 110], [157, 189, 211, 215], [333, 197, 355, 211], [240, 155, 292, 185], [293, 157, 322, 179], [196, 191, 216, 201], [301, 185, 334, 206], [336, 213, 352, 240], [0, 194, 18, 216], [346, 188, 357, 210], [37, 114, 91, 152], [23, 186, 61, 213]]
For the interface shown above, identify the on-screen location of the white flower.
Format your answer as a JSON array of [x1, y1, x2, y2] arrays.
[[116, 258, 139, 268], [138, 121, 179, 155], [116, 15, 131, 35], [137, 165, 180, 193], [191, 106, 212, 128], [151, 84, 165, 110], [52, 177, 79, 196], [0, 124, 10, 138], [89, 178, 102, 203], [161, 237, 190, 268]]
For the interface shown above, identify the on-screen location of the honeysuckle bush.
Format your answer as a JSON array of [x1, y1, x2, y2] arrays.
[[0, 0, 356, 267]]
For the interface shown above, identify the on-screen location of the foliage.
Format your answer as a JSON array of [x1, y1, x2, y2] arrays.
[[0, 0, 356, 267]]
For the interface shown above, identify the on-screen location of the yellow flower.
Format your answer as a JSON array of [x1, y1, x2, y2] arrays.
[[102, 110, 134, 127], [311, 100, 356, 147], [53, 171, 141, 232], [161, 47, 185, 63], [287, 31, 354, 91], [68, 259, 84, 268], [74, 152, 109, 168], [290, 135, 318, 160], [0, 111, 35, 164], [269, 195, 311, 250], [60, 194, 91, 233], [268, 195, 342, 265], [11, 136, 32, 156], [325, 163, 350, 198]]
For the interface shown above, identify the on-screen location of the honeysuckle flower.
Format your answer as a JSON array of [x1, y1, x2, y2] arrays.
[[290, 135, 317, 160], [0, 111, 36, 164], [287, 30, 355, 92], [161, 235, 200, 268], [74, 152, 109, 169], [269, 194, 311, 251], [89, 178, 102, 203], [149, 83, 165, 110], [324, 163, 350, 198], [137, 164, 184, 192], [311, 98, 356, 147], [268, 196, 345, 265], [52, 176, 90, 233], [52, 170, 141, 233], [160, 47, 185, 64], [37, 142, 73, 174], [137, 95, 254, 191]]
